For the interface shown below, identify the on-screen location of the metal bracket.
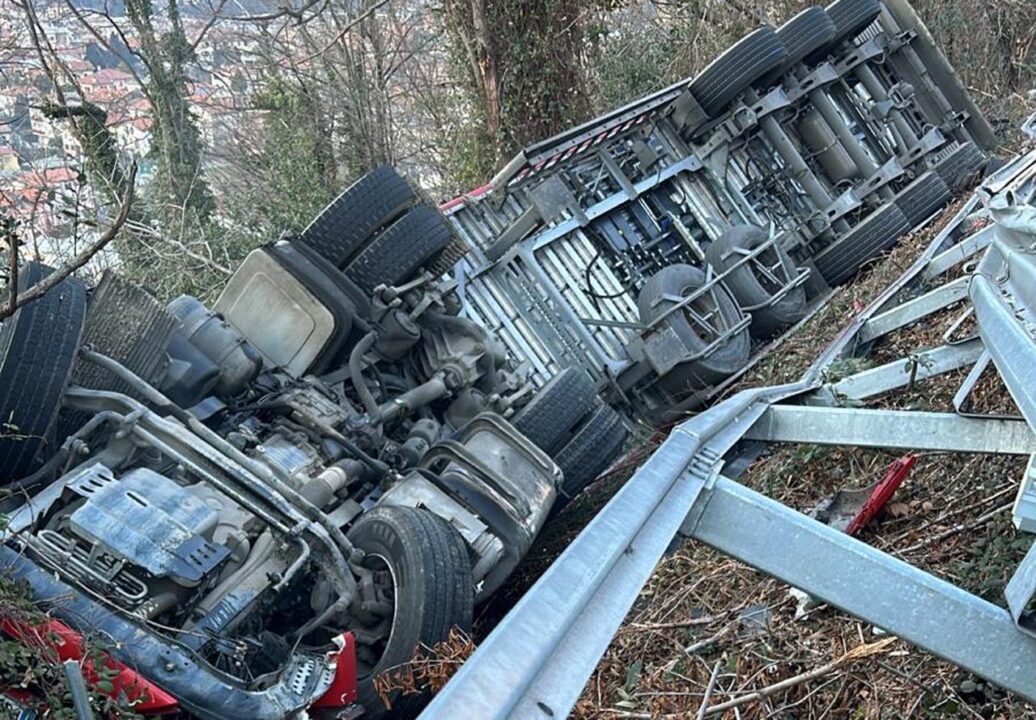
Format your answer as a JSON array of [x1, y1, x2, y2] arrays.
[[834, 36, 886, 76], [1012, 456, 1036, 534], [898, 127, 947, 167], [786, 63, 841, 103], [1005, 537, 1036, 637]]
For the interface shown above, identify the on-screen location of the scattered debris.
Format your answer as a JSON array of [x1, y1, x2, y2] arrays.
[[374, 628, 477, 707], [807, 454, 916, 536]]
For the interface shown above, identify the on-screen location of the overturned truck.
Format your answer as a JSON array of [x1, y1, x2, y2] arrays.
[[0, 0, 1003, 718], [0, 188, 624, 719], [436, 0, 995, 423]]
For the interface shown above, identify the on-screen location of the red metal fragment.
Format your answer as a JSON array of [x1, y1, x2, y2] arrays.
[[846, 454, 917, 536]]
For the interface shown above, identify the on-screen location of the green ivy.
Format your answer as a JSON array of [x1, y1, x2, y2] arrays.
[[0, 576, 145, 718]]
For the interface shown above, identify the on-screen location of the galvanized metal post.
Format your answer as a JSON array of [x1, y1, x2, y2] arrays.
[[688, 477, 1036, 705]]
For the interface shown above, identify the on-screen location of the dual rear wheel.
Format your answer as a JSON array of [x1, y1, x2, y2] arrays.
[[297, 167, 459, 296]]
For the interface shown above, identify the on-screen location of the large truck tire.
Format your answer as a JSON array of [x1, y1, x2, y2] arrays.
[[895, 171, 952, 227], [0, 262, 87, 481], [813, 203, 911, 285], [638, 264, 750, 392], [825, 0, 882, 49], [345, 206, 453, 296], [299, 166, 418, 268], [554, 403, 628, 505], [512, 367, 596, 455], [348, 505, 473, 719], [932, 142, 986, 192], [704, 225, 807, 338], [689, 27, 788, 117], [761, 8, 838, 85]]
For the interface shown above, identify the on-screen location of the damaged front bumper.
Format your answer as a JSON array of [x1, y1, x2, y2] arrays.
[[0, 544, 348, 720]]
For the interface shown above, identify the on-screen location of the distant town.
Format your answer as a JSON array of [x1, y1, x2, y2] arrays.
[[0, 0, 303, 256]]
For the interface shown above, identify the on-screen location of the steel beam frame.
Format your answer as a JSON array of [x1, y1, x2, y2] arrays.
[[857, 276, 968, 345], [921, 202, 991, 279], [746, 404, 1036, 454], [819, 339, 984, 402], [689, 478, 1036, 704]]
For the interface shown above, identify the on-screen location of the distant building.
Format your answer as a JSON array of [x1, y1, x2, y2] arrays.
[[80, 68, 135, 102], [0, 146, 19, 172], [0, 87, 32, 116], [108, 113, 153, 157], [63, 58, 95, 74], [8, 166, 84, 242]]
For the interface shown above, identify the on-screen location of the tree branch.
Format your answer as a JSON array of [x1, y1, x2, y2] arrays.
[[0, 163, 137, 321], [295, 0, 393, 64]]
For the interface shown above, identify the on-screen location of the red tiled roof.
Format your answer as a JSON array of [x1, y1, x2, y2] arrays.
[[64, 59, 93, 73], [81, 68, 133, 86], [17, 167, 78, 188]]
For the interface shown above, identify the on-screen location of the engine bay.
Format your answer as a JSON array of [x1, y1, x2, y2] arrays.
[[0, 224, 576, 718]]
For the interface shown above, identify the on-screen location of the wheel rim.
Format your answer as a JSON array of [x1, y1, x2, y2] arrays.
[[749, 245, 786, 295], [353, 552, 399, 678]]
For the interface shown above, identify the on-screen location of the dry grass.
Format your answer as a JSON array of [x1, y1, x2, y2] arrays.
[[478, 194, 1036, 719]]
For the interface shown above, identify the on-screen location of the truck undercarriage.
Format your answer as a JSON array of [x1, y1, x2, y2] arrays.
[[423, 130, 1036, 719]]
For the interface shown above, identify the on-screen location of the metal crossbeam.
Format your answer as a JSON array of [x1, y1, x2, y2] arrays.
[[858, 277, 969, 345], [746, 405, 1036, 454], [688, 477, 1036, 704], [923, 215, 993, 279], [820, 339, 984, 402]]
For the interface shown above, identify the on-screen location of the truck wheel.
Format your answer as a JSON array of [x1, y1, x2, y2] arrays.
[[512, 367, 596, 455], [554, 403, 628, 507], [637, 264, 750, 391], [812, 203, 911, 285], [761, 7, 837, 85], [348, 505, 473, 719], [704, 225, 807, 338], [299, 166, 418, 268], [824, 0, 881, 50], [0, 262, 86, 480], [932, 142, 986, 192], [345, 205, 453, 296], [689, 27, 788, 117], [894, 171, 952, 227]]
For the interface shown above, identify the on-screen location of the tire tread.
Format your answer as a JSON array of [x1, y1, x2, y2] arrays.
[[555, 404, 628, 501], [348, 505, 473, 719], [300, 167, 418, 268], [689, 28, 788, 117], [813, 203, 911, 285], [512, 367, 596, 454], [0, 263, 86, 479], [345, 206, 453, 296]]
